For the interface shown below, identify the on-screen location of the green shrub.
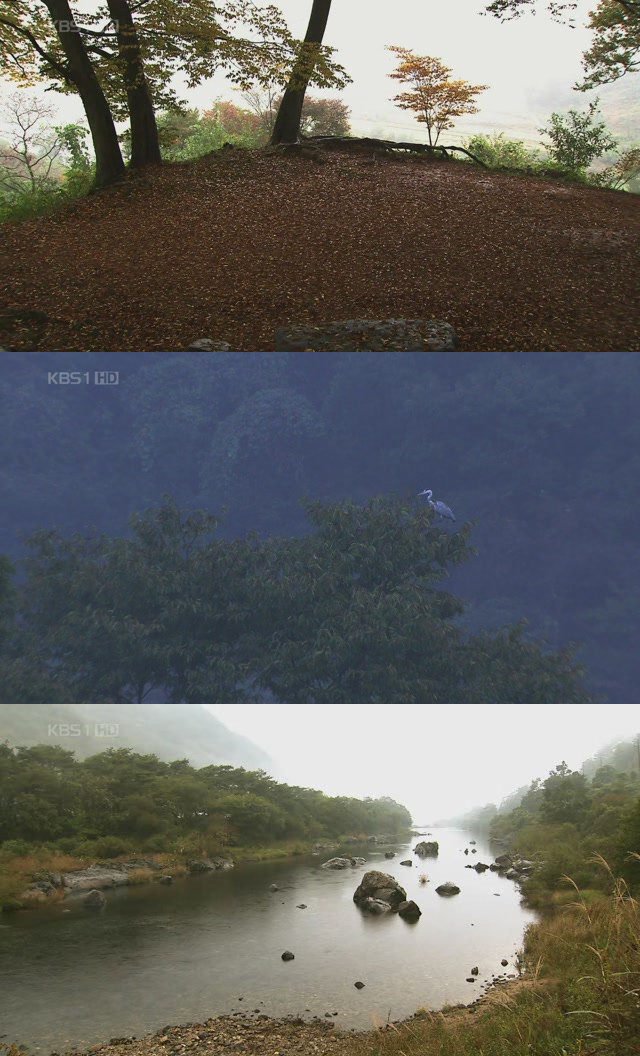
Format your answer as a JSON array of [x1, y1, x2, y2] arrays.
[[0, 838, 34, 857], [465, 132, 538, 169]]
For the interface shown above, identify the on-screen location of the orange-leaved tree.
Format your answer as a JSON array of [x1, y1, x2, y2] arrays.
[[387, 46, 488, 147]]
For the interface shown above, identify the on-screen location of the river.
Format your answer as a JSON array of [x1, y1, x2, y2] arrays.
[[0, 826, 536, 1051]]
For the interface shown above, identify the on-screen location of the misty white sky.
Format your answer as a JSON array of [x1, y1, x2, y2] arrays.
[[2, 0, 629, 148], [208, 704, 640, 820]]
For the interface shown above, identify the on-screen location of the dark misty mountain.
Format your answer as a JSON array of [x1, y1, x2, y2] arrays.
[[0, 703, 271, 770], [0, 352, 637, 702]]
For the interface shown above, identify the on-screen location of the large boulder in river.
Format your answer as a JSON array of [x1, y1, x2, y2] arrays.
[[353, 871, 407, 909], [414, 841, 439, 858], [435, 882, 461, 897]]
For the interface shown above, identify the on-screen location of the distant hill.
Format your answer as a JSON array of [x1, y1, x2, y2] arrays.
[[581, 733, 640, 781], [0, 703, 272, 771]]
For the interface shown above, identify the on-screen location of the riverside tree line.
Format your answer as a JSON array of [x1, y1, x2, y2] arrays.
[[0, 741, 412, 857]]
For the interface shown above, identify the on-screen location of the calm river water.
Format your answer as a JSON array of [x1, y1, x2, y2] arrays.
[[0, 827, 536, 1051]]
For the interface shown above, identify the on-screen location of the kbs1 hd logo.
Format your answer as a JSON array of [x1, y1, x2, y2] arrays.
[[47, 371, 120, 386], [48, 722, 120, 738]]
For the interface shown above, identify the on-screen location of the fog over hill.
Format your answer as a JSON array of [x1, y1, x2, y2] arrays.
[[209, 704, 640, 821], [0, 703, 272, 771]]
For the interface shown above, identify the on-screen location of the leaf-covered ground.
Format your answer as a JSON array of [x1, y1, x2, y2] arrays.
[[1, 146, 638, 351]]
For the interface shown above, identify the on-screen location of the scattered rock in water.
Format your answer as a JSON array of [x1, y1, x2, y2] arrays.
[[281, 950, 295, 961], [414, 841, 439, 858], [466, 977, 476, 983], [83, 889, 106, 909], [471, 849, 477, 854], [397, 900, 422, 921], [274, 319, 458, 352], [470, 966, 479, 975], [296, 904, 307, 909], [354, 981, 365, 989], [464, 848, 469, 855], [158, 875, 173, 885], [435, 882, 461, 897], [469, 840, 476, 845], [400, 860, 412, 866], [501, 959, 509, 966], [321, 857, 353, 870], [384, 851, 396, 859], [269, 884, 280, 892], [350, 857, 366, 866], [474, 862, 490, 873]]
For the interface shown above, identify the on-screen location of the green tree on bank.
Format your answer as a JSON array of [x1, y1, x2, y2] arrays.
[[0, 497, 591, 705]]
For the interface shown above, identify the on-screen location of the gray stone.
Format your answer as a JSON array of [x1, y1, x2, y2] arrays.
[[186, 339, 232, 351], [281, 950, 295, 961], [354, 981, 365, 989], [435, 882, 461, 896], [83, 888, 106, 909], [321, 857, 353, 870], [384, 851, 396, 859], [397, 900, 422, 920], [400, 860, 412, 866], [414, 841, 439, 858], [274, 319, 458, 352]]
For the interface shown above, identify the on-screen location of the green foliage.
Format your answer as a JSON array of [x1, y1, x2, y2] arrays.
[[0, 493, 592, 704], [489, 750, 640, 898], [0, 742, 412, 855], [539, 99, 618, 172], [464, 132, 538, 168]]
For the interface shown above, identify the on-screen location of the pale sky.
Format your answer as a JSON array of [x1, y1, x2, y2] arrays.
[[208, 703, 640, 820], [2, 0, 634, 149]]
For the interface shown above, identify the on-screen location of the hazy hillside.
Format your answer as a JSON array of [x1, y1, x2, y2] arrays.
[[0, 703, 272, 771]]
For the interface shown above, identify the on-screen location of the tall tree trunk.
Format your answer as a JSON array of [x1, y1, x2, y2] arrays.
[[270, 0, 333, 145], [106, 0, 162, 168], [43, 0, 125, 189]]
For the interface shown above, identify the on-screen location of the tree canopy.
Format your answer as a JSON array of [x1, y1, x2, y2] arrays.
[[0, 495, 592, 705]]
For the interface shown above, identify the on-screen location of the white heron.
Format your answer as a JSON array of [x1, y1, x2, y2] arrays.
[[418, 489, 456, 522]]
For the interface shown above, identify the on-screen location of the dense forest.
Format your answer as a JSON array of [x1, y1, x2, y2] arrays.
[[0, 353, 637, 701], [0, 742, 411, 858]]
